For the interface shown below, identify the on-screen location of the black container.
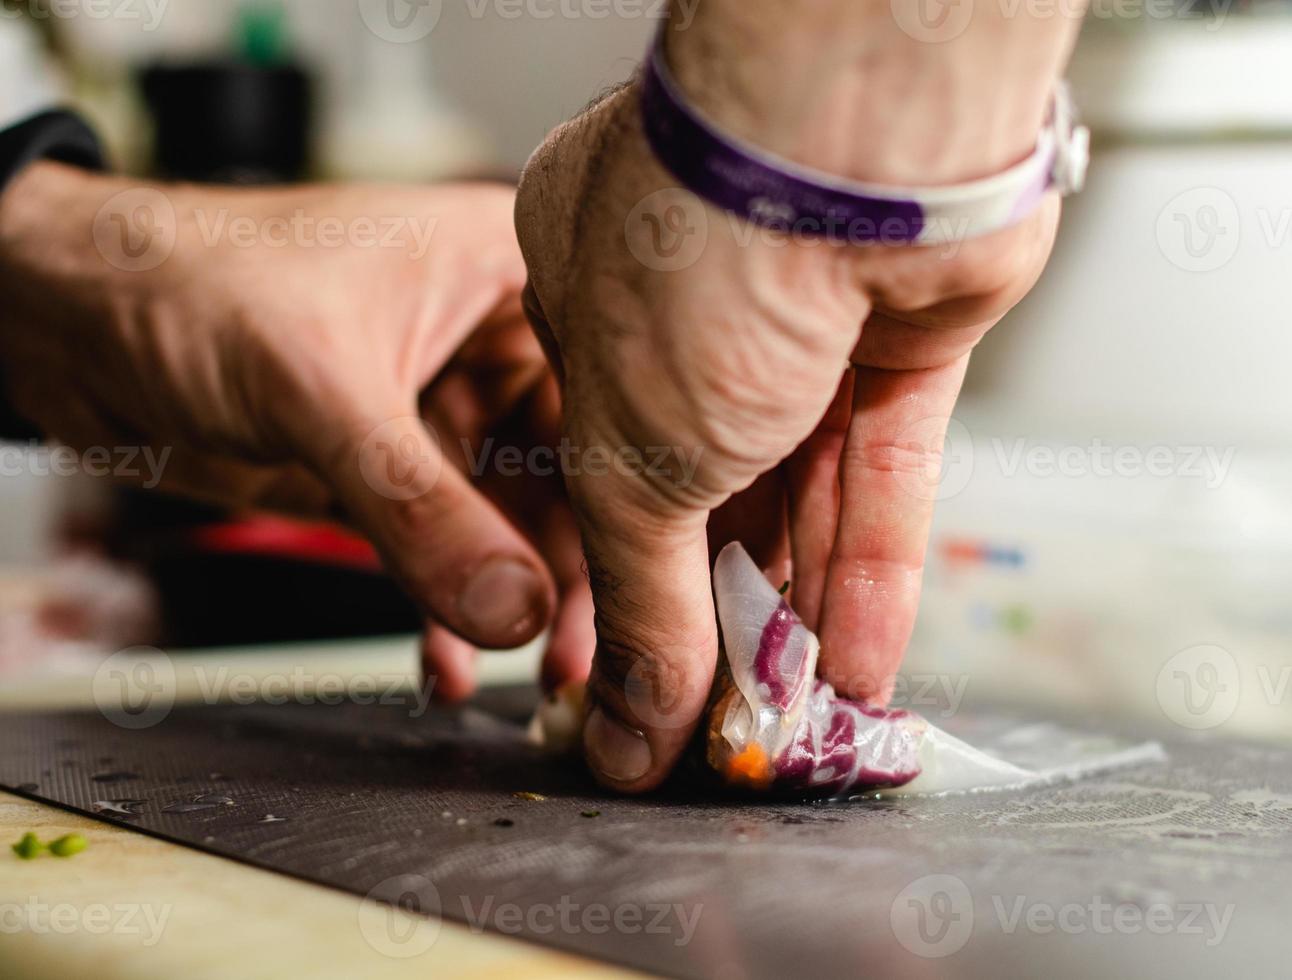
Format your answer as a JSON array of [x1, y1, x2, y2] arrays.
[[141, 61, 312, 184]]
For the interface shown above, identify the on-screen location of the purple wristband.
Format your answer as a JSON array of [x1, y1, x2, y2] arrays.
[[639, 33, 1089, 247]]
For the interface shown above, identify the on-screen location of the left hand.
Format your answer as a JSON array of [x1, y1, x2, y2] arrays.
[[0, 164, 595, 699]]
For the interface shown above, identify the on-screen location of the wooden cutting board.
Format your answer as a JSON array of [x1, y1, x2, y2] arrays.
[[0, 790, 639, 979]]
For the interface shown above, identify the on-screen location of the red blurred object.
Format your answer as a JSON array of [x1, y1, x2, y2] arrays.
[[188, 515, 382, 572]]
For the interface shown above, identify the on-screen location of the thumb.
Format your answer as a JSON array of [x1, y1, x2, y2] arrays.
[[570, 463, 718, 793], [309, 409, 556, 650]]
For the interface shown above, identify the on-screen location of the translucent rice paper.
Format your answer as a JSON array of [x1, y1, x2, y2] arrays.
[[709, 543, 1163, 797]]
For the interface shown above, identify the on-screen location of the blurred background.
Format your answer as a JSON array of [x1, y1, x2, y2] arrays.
[[1, 0, 1289, 742]]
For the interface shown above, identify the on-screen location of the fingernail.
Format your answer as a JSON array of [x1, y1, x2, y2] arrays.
[[584, 705, 652, 783], [458, 557, 545, 640]]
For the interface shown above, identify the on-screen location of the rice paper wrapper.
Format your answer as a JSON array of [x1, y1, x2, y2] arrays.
[[707, 543, 1164, 798]]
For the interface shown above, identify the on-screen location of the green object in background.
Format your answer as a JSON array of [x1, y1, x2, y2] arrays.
[[1001, 605, 1033, 635], [237, 1, 289, 66], [10, 832, 89, 859], [49, 834, 89, 858]]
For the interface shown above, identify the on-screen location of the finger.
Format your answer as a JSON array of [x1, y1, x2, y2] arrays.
[[308, 409, 556, 651], [452, 362, 595, 692], [421, 623, 478, 704], [816, 356, 970, 703], [542, 578, 595, 694], [571, 465, 718, 794], [527, 461, 596, 694], [785, 370, 855, 631]]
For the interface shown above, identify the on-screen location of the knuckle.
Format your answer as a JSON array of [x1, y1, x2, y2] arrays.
[[846, 437, 944, 479]]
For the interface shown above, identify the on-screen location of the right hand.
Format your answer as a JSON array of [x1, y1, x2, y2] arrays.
[[515, 6, 1078, 791]]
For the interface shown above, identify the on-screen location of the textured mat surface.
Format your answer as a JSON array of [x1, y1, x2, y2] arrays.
[[2, 693, 1290, 979]]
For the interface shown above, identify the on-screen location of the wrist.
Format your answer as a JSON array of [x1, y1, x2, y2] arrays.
[[0, 161, 117, 294], [663, 1, 1085, 185], [0, 162, 144, 373]]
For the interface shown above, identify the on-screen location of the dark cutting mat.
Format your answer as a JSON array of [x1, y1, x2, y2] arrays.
[[2, 692, 1291, 979]]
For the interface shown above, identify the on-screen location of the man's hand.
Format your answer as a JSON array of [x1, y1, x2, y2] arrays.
[[0, 163, 595, 699], [516, 3, 1082, 791]]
